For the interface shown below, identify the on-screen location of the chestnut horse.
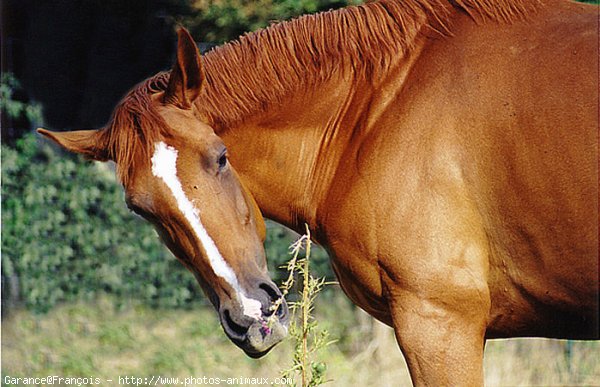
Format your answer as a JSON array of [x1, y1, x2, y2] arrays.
[[39, 0, 598, 384]]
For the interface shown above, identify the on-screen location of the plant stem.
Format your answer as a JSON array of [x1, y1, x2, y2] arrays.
[[301, 226, 312, 387]]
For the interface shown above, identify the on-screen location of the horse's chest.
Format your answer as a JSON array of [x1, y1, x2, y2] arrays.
[[327, 245, 392, 326]]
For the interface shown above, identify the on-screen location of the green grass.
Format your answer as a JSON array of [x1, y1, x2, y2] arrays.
[[2, 293, 599, 386]]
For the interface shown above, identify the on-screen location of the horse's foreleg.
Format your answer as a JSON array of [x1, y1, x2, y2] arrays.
[[385, 279, 489, 386]]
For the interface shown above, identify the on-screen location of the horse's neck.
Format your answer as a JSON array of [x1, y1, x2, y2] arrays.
[[219, 50, 421, 235], [222, 65, 407, 235], [211, 7, 434, 234], [221, 78, 354, 233]]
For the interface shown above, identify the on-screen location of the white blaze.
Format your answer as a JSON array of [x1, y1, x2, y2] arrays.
[[151, 141, 262, 320], [239, 293, 263, 320]]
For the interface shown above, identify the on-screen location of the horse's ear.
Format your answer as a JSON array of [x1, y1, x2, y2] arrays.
[[164, 28, 204, 109], [37, 128, 109, 161]]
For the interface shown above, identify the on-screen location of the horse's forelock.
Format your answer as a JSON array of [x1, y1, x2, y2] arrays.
[[100, 72, 171, 186]]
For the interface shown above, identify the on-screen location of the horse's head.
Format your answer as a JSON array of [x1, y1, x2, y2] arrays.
[[38, 28, 288, 358]]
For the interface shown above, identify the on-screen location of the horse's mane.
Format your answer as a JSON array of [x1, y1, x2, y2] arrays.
[[102, 0, 538, 185], [197, 0, 537, 129]]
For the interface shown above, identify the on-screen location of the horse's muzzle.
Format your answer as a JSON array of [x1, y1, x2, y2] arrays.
[[219, 281, 289, 358]]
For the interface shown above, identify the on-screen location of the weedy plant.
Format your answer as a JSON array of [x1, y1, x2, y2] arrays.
[[270, 226, 336, 387]]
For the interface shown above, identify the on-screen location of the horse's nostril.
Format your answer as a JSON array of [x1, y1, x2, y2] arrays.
[[259, 282, 287, 318], [275, 304, 286, 318], [259, 282, 288, 320], [224, 309, 249, 338], [259, 282, 282, 302]]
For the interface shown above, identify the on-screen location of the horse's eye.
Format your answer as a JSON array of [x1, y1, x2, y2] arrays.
[[217, 150, 228, 170]]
